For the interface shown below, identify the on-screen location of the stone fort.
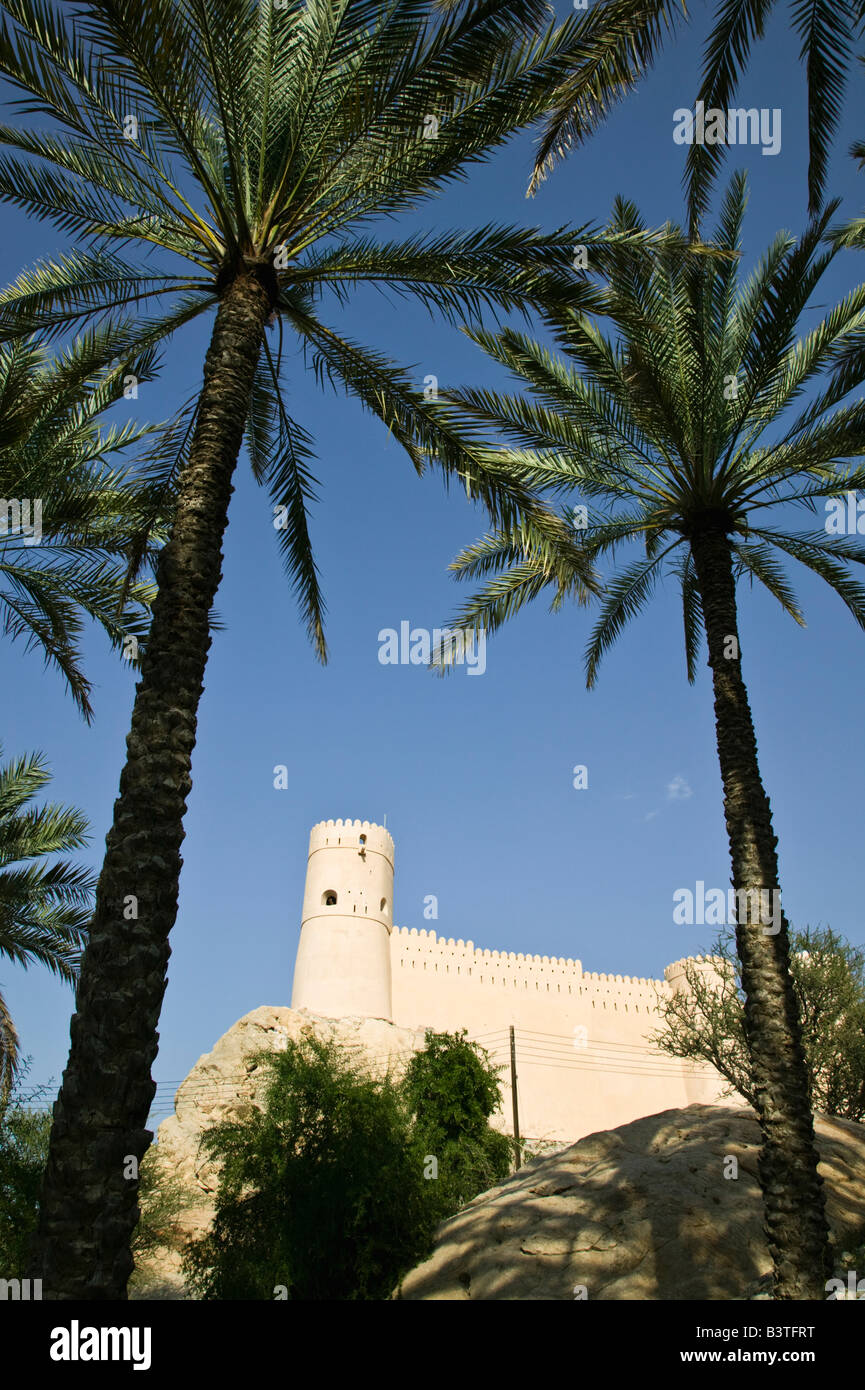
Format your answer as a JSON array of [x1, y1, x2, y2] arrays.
[[290, 818, 727, 1144]]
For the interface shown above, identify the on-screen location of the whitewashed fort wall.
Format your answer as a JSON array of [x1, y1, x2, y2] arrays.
[[291, 821, 728, 1146], [390, 928, 726, 1144]]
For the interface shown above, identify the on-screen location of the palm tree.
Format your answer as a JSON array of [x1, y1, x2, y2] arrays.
[[0, 744, 94, 1098], [0, 0, 692, 1298], [438, 175, 865, 1297], [1, 332, 169, 719]]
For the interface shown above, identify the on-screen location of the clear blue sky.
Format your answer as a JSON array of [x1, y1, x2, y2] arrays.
[[3, 4, 864, 1118]]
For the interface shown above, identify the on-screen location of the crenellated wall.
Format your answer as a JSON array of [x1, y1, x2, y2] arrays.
[[389, 928, 728, 1144], [391, 927, 665, 1022]]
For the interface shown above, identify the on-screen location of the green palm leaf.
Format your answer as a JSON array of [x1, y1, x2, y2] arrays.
[[0, 741, 94, 1094], [443, 175, 865, 684], [0, 336, 171, 717]]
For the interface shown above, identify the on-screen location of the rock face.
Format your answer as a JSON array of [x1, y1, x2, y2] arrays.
[[133, 1006, 425, 1298], [396, 1105, 865, 1301]]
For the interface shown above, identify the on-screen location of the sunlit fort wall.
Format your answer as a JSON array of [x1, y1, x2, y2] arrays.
[[291, 820, 728, 1145]]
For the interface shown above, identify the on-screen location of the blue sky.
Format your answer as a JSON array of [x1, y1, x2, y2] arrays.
[[3, 4, 864, 1118]]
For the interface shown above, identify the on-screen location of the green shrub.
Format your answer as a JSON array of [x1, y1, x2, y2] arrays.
[[403, 1029, 512, 1220], [182, 1033, 434, 1300], [0, 1075, 51, 1275], [183, 1028, 513, 1299]]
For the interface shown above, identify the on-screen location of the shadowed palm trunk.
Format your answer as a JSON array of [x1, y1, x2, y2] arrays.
[[690, 521, 831, 1300], [33, 271, 272, 1299]]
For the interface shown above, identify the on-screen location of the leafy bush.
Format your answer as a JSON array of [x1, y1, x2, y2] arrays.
[[128, 1147, 196, 1295], [653, 925, 865, 1120], [183, 1028, 512, 1299], [403, 1029, 512, 1219], [0, 1073, 51, 1275], [182, 1033, 434, 1300]]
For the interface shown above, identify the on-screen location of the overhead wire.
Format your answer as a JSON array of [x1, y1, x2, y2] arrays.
[[15, 1025, 719, 1129]]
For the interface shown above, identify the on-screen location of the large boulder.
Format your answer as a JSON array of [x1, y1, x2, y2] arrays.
[[396, 1105, 865, 1300]]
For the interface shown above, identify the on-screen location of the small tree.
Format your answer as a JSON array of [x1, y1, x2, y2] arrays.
[[128, 1147, 195, 1296], [0, 1070, 51, 1275], [182, 1034, 433, 1301], [402, 1029, 512, 1218], [0, 1071, 191, 1285], [653, 926, 865, 1121], [182, 1029, 515, 1299]]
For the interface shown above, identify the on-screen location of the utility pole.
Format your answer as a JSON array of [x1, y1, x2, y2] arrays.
[[509, 1025, 521, 1169]]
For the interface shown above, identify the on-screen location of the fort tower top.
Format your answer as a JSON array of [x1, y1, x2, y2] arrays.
[[291, 819, 394, 1019]]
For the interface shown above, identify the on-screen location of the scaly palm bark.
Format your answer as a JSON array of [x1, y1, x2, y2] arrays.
[[689, 522, 829, 1298], [36, 270, 271, 1298]]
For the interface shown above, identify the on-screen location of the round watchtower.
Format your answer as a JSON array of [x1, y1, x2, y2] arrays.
[[664, 954, 732, 996], [291, 819, 394, 1020]]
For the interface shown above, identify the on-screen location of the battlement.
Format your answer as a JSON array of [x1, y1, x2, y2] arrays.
[[309, 818, 394, 862], [581, 969, 662, 989], [391, 927, 667, 994], [391, 925, 581, 970], [664, 954, 732, 999], [664, 954, 728, 980]]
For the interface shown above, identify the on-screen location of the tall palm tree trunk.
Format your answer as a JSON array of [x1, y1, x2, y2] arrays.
[[34, 271, 272, 1299], [690, 522, 831, 1299]]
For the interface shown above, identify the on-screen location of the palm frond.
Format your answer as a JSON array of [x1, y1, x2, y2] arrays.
[[0, 737, 92, 1076], [675, 549, 703, 683], [529, 0, 686, 194], [442, 175, 865, 688], [732, 540, 806, 624], [685, 0, 777, 231], [584, 545, 682, 687], [750, 526, 865, 629], [250, 342, 327, 660]]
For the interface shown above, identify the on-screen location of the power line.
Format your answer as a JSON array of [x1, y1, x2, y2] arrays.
[[16, 1025, 720, 1121]]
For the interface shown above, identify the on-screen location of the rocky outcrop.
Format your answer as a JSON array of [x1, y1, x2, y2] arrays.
[[131, 1006, 425, 1298], [396, 1105, 865, 1301]]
